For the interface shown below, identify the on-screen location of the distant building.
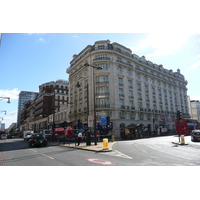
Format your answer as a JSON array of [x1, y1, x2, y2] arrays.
[[0, 123, 5, 130], [17, 91, 39, 129]]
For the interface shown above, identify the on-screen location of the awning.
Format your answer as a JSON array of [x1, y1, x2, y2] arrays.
[[126, 123, 137, 129]]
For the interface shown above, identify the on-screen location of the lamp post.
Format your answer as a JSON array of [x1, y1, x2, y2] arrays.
[[84, 63, 102, 145], [76, 77, 90, 145], [0, 110, 6, 115], [0, 97, 10, 103]]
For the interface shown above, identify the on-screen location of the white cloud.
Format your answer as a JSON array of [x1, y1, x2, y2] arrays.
[[72, 35, 79, 39], [3, 110, 18, 129], [0, 88, 20, 101], [38, 38, 45, 43], [129, 33, 193, 58], [187, 60, 200, 70]]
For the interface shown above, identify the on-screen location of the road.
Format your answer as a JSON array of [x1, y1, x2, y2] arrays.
[[1, 135, 200, 166]]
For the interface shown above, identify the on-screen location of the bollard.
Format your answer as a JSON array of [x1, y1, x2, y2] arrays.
[[111, 134, 115, 142], [181, 135, 185, 144], [103, 138, 109, 149]]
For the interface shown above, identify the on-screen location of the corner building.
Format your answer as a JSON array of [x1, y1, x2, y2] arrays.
[[66, 40, 189, 139]]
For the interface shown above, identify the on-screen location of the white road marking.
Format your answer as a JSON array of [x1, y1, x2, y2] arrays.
[[29, 149, 54, 159], [30, 149, 37, 152], [40, 153, 54, 160], [101, 150, 133, 159]]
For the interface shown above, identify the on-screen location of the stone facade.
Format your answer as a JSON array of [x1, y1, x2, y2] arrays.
[[67, 40, 189, 138]]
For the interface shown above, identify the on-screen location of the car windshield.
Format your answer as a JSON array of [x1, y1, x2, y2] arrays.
[[194, 132, 200, 136], [35, 134, 45, 139]]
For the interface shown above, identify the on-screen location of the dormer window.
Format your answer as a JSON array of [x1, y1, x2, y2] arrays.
[[98, 45, 104, 49]]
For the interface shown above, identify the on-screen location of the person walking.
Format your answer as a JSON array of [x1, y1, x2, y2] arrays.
[[77, 132, 82, 146]]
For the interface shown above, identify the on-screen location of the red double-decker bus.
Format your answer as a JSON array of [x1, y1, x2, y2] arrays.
[[175, 118, 199, 135], [52, 120, 84, 141]]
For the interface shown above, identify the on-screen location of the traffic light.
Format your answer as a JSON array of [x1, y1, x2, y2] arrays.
[[63, 121, 67, 129], [53, 122, 55, 129], [106, 116, 110, 126], [78, 119, 82, 129], [177, 111, 182, 122], [179, 111, 182, 119]]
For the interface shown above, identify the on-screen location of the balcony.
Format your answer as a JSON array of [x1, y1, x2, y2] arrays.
[[96, 104, 110, 108], [93, 57, 110, 62]]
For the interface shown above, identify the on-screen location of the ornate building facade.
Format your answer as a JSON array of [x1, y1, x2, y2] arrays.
[[66, 40, 189, 138]]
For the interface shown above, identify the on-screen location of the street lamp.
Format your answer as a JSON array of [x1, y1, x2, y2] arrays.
[[0, 110, 6, 115], [84, 63, 102, 145], [0, 97, 10, 103], [76, 77, 90, 145]]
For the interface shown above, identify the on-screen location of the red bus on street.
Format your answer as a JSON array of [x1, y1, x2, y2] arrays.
[[175, 118, 199, 135], [52, 120, 84, 141]]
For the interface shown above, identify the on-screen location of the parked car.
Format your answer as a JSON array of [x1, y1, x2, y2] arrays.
[[28, 133, 47, 147], [191, 130, 200, 142], [7, 134, 12, 139], [25, 133, 33, 141], [0, 134, 7, 140]]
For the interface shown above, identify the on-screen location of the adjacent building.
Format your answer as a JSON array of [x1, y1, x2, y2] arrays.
[[20, 80, 69, 132], [188, 99, 200, 122], [66, 40, 190, 138]]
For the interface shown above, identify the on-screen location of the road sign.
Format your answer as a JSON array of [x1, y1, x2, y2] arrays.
[[88, 116, 93, 127], [100, 116, 107, 125], [85, 158, 116, 165]]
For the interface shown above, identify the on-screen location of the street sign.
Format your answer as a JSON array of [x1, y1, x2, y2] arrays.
[[88, 116, 93, 127], [96, 112, 106, 115], [100, 116, 107, 125]]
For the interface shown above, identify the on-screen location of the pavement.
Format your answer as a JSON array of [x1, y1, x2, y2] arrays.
[[51, 141, 116, 152]]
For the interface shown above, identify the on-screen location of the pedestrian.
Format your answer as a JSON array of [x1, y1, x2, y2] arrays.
[[77, 132, 82, 146]]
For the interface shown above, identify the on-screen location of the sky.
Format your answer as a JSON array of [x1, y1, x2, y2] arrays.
[[1, 33, 200, 128]]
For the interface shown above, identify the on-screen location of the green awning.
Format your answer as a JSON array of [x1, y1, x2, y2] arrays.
[[126, 123, 137, 129]]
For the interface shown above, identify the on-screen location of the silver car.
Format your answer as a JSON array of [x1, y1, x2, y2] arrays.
[[0, 134, 7, 140]]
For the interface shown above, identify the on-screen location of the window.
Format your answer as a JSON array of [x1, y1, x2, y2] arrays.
[[145, 85, 149, 93], [119, 99, 124, 106], [127, 69, 131, 76], [118, 66, 122, 73], [98, 45, 104, 49], [118, 77, 123, 86], [128, 80, 133, 88], [119, 88, 124, 97], [138, 93, 141, 100], [130, 112, 134, 119], [152, 87, 155, 94], [96, 75, 108, 83], [129, 100, 134, 108], [96, 97, 109, 108], [96, 63, 108, 70], [137, 83, 141, 91], [96, 86, 109, 95], [129, 91, 133, 98]]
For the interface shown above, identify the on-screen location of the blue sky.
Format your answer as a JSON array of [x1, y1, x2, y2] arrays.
[[1, 33, 200, 128]]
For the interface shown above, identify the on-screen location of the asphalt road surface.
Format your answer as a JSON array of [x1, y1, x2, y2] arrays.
[[1, 135, 200, 166]]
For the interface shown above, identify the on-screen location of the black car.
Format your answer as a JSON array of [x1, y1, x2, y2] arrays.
[[7, 134, 12, 139], [191, 130, 200, 142], [28, 133, 47, 147]]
